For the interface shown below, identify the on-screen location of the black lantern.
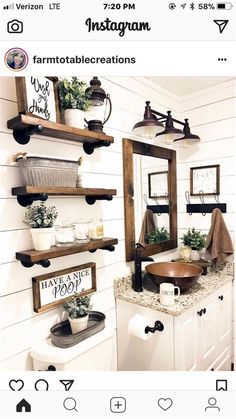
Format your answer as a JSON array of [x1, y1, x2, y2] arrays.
[[85, 77, 112, 132]]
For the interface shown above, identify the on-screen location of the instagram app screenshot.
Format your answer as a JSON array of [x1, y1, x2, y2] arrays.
[[0, 0, 235, 418]]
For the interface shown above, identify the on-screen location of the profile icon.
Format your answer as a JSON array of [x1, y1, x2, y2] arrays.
[[4, 47, 28, 71]]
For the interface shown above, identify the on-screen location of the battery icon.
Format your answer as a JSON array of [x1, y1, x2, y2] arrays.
[[217, 3, 233, 9]]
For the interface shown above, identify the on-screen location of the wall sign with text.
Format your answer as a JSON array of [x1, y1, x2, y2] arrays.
[[148, 171, 169, 198], [32, 263, 96, 313], [15, 76, 60, 122], [190, 164, 220, 196]]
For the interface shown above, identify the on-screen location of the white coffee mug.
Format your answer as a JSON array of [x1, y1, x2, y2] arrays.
[[160, 283, 180, 306]]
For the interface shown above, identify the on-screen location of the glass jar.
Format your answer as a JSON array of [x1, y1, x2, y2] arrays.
[[89, 218, 104, 240], [179, 245, 192, 261], [55, 225, 75, 247], [74, 221, 89, 243]]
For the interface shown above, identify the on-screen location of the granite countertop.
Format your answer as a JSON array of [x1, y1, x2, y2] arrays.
[[114, 263, 233, 316]]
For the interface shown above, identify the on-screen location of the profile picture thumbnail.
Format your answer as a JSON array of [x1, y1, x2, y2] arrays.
[[4, 48, 28, 71]]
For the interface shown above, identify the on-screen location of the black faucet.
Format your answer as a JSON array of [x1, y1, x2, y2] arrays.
[[132, 243, 154, 292]]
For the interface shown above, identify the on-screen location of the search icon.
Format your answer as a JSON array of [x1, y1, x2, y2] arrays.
[[63, 397, 78, 412]]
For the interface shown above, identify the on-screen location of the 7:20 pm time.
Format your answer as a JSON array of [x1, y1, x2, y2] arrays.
[[103, 3, 135, 9]]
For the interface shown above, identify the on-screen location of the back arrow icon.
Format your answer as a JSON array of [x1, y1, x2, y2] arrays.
[[213, 20, 229, 34]]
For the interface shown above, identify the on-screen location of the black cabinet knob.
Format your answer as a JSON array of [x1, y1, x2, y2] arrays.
[[197, 308, 207, 316], [218, 295, 224, 301]]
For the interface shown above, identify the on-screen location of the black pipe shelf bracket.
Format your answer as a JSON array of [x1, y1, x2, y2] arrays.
[[13, 124, 44, 145], [147, 204, 169, 214], [21, 259, 51, 268], [186, 203, 227, 215], [17, 193, 48, 207], [89, 245, 116, 253], [85, 195, 113, 205], [83, 140, 111, 155]]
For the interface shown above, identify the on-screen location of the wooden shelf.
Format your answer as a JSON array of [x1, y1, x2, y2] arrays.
[[7, 114, 114, 154], [16, 237, 118, 268], [12, 186, 117, 206], [12, 186, 117, 196]]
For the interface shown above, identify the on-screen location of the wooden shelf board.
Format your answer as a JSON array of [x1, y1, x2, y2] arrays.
[[171, 258, 211, 267], [7, 114, 114, 145], [12, 186, 117, 197], [16, 237, 118, 263]]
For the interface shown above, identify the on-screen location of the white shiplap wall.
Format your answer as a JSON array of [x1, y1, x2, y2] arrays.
[[0, 77, 235, 371], [0, 76, 178, 371]]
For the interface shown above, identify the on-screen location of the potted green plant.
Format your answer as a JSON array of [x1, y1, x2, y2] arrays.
[[62, 293, 93, 334], [57, 77, 92, 128], [180, 228, 207, 261], [23, 202, 58, 251], [145, 227, 170, 244]]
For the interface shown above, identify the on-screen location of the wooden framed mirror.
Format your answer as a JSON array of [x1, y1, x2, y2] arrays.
[[123, 138, 177, 262]]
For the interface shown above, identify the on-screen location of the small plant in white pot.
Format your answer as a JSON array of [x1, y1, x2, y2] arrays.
[[180, 228, 207, 261], [23, 202, 58, 251], [57, 77, 92, 128], [62, 293, 93, 334]]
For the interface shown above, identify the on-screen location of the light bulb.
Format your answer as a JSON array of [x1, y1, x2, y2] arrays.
[[165, 134, 173, 145]]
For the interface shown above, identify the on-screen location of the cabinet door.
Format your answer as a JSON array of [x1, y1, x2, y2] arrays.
[[116, 299, 174, 371], [207, 346, 231, 371], [174, 306, 198, 371], [215, 283, 232, 353], [197, 293, 218, 370]]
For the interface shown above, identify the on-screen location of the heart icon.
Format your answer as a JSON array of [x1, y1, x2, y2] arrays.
[[158, 398, 173, 411], [9, 379, 24, 391]]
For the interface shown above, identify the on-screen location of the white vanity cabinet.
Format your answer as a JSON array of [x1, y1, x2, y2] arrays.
[[116, 281, 232, 371], [116, 299, 174, 371], [174, 282, 232, 371]]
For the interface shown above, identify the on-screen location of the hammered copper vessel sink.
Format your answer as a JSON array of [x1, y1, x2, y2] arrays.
[[145, 262, 203, 292]]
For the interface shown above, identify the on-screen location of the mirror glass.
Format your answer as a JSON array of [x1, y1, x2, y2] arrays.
[[123, 138, 177, 262], [133, 155, 169, 244]]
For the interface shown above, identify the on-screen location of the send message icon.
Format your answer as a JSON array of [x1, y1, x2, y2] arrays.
[[216, 380, 228, 391]]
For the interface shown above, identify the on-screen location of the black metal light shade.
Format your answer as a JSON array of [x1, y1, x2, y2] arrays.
[[174, 119, 201, 145], [132, 101, 164, 139], [155, 111, 184, 143], [85, 76, 112, 132]]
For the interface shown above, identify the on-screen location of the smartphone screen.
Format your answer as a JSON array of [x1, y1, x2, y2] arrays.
[[0, 1, 235, 418]]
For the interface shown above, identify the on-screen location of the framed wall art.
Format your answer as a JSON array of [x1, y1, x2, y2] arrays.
[[15, 76, 60, 123], [32, 262, 96, 313], [148, 170, 168, 199], [190, 164, 220, 196]]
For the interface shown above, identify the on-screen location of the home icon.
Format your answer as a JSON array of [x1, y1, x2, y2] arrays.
[[16, 398, 31, 412]]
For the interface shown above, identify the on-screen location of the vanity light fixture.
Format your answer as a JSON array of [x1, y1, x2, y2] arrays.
[[132, 101, 201, 146], [155, 110, 184, 143], [173, 118, 201, 145], [132, 101, 164, 139], [85, 76, 112, 132]]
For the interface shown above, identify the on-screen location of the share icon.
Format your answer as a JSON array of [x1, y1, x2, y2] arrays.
[[213, 19, 229, 33], [59, 380, 74, 391]]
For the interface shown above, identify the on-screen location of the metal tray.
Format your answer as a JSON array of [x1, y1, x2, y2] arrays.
[[50, 311, 106, 348]]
